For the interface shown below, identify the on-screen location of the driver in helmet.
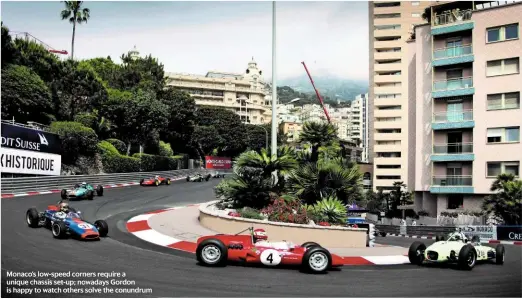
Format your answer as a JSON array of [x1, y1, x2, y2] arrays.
[[252, 228, 270, 246], [56, 201, 70, 219], [81, 182, 87, 188], [155, 175, 160, 180]]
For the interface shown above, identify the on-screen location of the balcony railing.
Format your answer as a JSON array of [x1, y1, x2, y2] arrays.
[[433, 77, 473, 91], [433, 45, 472, 60], [433, 9, 472, 27], [433, 142, 473, 154], [433, 110, 473, 123], [432, 175, 472, 186]]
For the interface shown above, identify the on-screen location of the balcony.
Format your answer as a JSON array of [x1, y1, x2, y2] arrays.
[[432, 110, 474, 130], [431, 142, 474, 162], [374, 62, 402, 72], [430, 175, 474, 193], [431, 9, 474, 36], [433, 45, 474, 67], [432, 77, 474, 98]]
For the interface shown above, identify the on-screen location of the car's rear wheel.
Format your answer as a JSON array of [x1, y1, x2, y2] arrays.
[[302, 246, 331, 273], [52, 222, 67, 238], [458, 244, 476, 270], [186, 176, 190, 182], [408, 241, 426, 265], [495, 244, 505, 265], [60, 189, 67, 200], [94, 220, 109, 237], [26, 208, 40, 228], [140, 178, 145, 186], [196, 239, 228, 267]]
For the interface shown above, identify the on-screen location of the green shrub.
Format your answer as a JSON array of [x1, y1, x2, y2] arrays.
[[105, 138, 127, 154], [132, 153, 180, 171], [158, 141, 174, 157], [74, 112, 97, 129], [307, 195, 347, 225], [50, 121, 98, 164], [238, 207, 264, 220], [97, 141, 140, 173]]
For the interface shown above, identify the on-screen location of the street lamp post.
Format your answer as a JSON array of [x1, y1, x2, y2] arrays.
[[259, 126, 269, 149], [271, 0, 277, 158]]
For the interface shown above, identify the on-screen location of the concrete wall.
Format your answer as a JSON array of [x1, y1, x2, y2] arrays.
[[472, 3, 522, 194], [199, 202, 368, 248]]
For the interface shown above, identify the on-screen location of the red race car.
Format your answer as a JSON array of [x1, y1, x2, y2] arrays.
[[139, 175, 172, 186], [195, 227, 344, 273]]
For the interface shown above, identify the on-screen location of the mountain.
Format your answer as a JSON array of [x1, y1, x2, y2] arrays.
[[277, 75, 368, 102]]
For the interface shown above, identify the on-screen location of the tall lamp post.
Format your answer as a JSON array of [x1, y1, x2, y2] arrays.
[[259, 125, 269, 149], [271, 1, 277, 158]]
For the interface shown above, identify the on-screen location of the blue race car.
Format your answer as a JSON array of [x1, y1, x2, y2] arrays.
[[25, 200, 108, 240], [61, 182, 104, 200]]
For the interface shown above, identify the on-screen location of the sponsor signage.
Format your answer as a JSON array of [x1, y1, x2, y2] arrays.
[[205, 156, 232, 169], [0, 147, 61, 176], [1, 123, 62, 175], [1, 123, 61, 155], [457, 225, 497, 241], [496, 226, 522, 241]]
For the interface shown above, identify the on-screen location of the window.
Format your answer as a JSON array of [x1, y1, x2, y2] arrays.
[[486, 57, 520, 76], [487, 127, 520, 143], [412, 1, 420, 5], [412, 13, 420, 17], [376, 165, 401, 169], [377, 175, 401, 180], [375, 13, 401, 19], [487, 161, 520, 177], [487, 23, 519, 43], [447, 194, 464, 210], [375, 24, 401, 30], [374, 2, 400, 7], [487, 92, 520, 110]]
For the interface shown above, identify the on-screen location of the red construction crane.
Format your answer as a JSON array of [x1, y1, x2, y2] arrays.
[[301, 61, 331, 123], [10, 31, 68, 55]]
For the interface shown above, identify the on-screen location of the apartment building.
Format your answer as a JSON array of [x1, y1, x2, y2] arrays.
[[409, 1, 521, 216], [279, 121, 303, 143], [350, 93, 370, 162], [166, 59, 272, 125], [369, 1, 435, 191]]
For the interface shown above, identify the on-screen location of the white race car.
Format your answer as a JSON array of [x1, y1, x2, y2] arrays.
[[408, 231, 505, 270]]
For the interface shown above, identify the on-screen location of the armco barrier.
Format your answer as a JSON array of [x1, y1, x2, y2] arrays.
[[376, 224, 456, 237], [1, 169, 233, 194]]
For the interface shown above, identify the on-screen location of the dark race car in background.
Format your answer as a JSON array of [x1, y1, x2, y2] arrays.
[[61, 183, 103, 200], [140, 175, 172, 186], [187, 173, 211, 182], [25, 201, 109, 240], [210, 171, 226, 178]]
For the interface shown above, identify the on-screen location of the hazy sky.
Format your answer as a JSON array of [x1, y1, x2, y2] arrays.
[[1, 1, 369, 80]]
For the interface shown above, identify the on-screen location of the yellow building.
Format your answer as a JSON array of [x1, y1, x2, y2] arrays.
[[279, 121, 303, 143], [165, 59, 272, 125]]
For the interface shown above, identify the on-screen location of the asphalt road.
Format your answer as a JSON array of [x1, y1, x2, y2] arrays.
[[2, 180, 521, 298]]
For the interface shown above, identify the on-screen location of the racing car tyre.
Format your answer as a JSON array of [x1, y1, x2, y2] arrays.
[[458, 244, 477, 270], [205, 175, 211, 181], [196, 239, 228, 267], [155, 180, 160, 186], [186, 176, 190, 182], [87, 190, 94, 200], [166, 178, 171, 185], [96, 185, 104, 196], [495, 244, 505, 265], [26, 208, 40, 228], [140, 178, 145, 186], [408, 241, 426, 266], [52, 222, 67, 239], [301, 242, 321, 250], [301, 246, 332, 273], [60, 189, 67, 200], [74, 183, 80, 188], [94, 220, 109, 237]]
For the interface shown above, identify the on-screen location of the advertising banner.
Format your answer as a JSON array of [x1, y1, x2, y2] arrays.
[[496, 226, 522, 242], [205, 156, 232, 169], [457, 225, 497, 241], [1, 147, 61, 176], [1, 123, 62, 155]]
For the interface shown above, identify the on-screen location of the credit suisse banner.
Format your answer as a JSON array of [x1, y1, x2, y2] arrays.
[[457, 225, 497, 241], [1, 123, 62, 176], [205, 156, 232, 169], [496, 226, 522, 242]]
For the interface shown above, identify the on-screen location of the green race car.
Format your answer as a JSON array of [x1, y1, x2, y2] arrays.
[[61, 182, 104, 200], [408, 231, 505, 270]]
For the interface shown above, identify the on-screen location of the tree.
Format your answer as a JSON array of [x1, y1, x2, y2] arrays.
[[190, 125, 223, 161], [114, 52, 166, 94], [299, 121, 338, 162], [482, 174, 522, 225], [61, 1, 90, 60], [10, 36, 62, 84], [1, 65, 54, 124], [1, 23, 16, 67]]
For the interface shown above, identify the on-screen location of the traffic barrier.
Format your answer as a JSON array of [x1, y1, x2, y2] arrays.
[[1, 169, 233, 195]]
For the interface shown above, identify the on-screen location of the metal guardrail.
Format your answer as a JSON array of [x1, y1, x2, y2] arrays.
[[1, 169, 234, 194], [376, 224, 457, 236]]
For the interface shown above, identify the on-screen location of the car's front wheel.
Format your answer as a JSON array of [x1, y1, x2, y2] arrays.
[[26, 208, 40, 228], [60, 189, 67, 200], [408, 241, 426, 265], [301, 246, 331, 273], [52, 222, 67, 238], [495, 244, 505, 265], [94, 220, 109, 237], [196, 239, 228, 267], [458, 244, 477, 270]]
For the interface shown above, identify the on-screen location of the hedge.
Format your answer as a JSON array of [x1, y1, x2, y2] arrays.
[[97, 141, 140, 173], [50, 121, 98, 165], [105, 138, 127, 154], [132, 153, 181, 171]]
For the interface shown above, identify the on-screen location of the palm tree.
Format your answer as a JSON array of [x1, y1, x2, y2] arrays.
[[61, 1, 90, 60], [299, 121, 338, 162], [234, 148, 298, 179], [482, 173, 522, 225]]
